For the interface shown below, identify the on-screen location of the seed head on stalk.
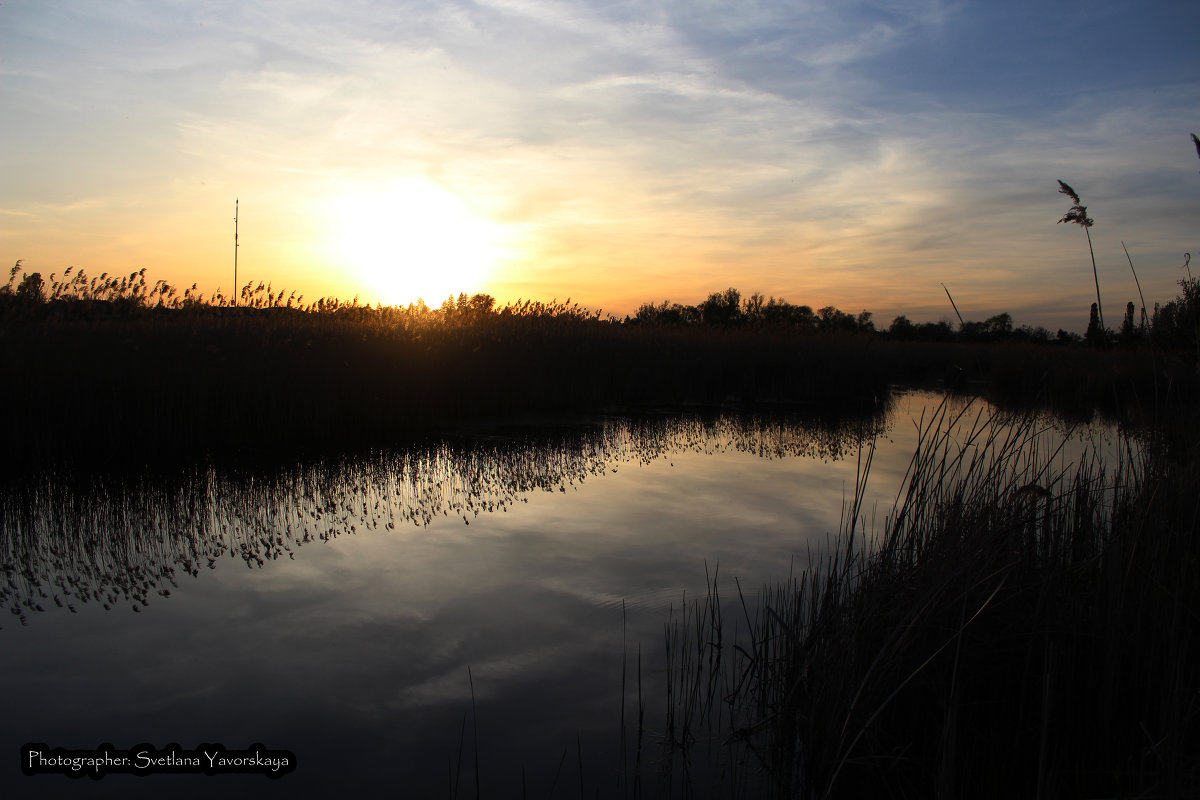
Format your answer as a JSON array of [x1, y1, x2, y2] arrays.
[[1056, 180, 1092, 227], [1057, 179, 1104, 332]]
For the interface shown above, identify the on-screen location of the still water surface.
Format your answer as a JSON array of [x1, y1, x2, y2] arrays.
[[0, 392, 1118, 798]]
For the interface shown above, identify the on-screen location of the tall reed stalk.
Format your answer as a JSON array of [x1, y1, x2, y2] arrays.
[[1058, 179, 1104, 330], [1122, 241, 1148, 326]]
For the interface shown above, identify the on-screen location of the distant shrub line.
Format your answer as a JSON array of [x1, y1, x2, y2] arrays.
[[5, 265, 1198, 351]]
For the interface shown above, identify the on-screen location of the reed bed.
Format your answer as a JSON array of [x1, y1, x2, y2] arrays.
[[655, 397, 1199, 799], [0, 280, 893, 469], [2, 267, 1194, 469]]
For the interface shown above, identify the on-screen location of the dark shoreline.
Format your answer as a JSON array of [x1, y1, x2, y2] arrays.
[[4, 300, 1194, 471]]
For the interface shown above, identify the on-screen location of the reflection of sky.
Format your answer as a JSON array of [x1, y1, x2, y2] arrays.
[[0, 394, 1126, 797]]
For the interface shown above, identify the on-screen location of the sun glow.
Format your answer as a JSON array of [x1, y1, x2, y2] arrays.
[[324, 178, 507, 306]]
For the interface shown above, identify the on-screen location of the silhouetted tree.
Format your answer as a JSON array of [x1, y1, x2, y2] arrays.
[[634, 300, 701, 325], [442, 292, 496, 320], [1151, 278, 1200, 357], [1085, 302, 1105, 346], [1057, 328, 1082, 344], [889, 315, 916, 339], [818, 305, 857, 333], [1013, 324, 1051, 343], [985, 312, 1013, 338], [701, 288, 742, 326], [1120, 301, 1140, 344], [743, 291, 766, 322], [761, 300, 816, 329], [916, 320, 955, 342], [890, 316, 954, 342]]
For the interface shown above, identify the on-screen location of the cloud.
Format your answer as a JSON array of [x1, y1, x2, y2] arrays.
[[1, 0, 1196, 326]]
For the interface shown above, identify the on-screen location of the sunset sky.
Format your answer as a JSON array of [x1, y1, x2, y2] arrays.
[[2, 1, 1197, 329]]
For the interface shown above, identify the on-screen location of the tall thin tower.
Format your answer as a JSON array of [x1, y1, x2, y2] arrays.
[[233, 198, 239, 307]]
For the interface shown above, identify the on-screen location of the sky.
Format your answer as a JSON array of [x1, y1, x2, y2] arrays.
[[1, 1, 1197, 329]]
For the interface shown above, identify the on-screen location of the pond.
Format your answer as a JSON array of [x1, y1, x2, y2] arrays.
[[0, 391, 1121, 798]]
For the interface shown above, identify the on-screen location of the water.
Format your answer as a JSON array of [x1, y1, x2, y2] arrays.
[[0, 392, 1122, 798]]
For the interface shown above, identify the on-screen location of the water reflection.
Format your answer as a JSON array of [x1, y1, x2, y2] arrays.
[[0, 394, 1125, 798], [1, 408, 883, 628]]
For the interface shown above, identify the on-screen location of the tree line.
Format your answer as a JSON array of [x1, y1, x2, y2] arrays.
[[4, 265, 1198, 357]]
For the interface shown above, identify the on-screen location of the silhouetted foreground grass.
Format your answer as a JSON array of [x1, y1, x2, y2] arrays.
[[1, 269, 1196, 467], [657, 399, 1199, 799]]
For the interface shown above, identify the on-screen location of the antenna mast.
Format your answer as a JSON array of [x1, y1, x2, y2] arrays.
[[233, 198, 239, 307]]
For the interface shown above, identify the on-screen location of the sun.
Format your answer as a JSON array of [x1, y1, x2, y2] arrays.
[[324, 178, 505, 306]]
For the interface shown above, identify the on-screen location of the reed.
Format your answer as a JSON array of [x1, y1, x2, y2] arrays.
[[661, 396, 1200, 798], [1057, 179, 1105, 332]]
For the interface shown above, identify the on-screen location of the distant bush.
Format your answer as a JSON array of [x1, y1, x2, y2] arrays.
[[1151, 278, 1200, 358]]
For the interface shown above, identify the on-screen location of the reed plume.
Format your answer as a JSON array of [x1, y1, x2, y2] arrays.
[[1057, 179, 1104, 332]]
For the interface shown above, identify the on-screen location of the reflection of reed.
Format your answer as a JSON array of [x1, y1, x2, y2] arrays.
[[1, 407, 888, 628], [2, 471, 225, 626]]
